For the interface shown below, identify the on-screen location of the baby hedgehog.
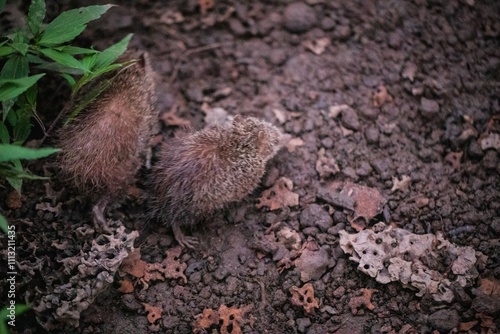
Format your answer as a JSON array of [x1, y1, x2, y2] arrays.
[[149, 116, 283, 248], [58, 52, 157, 233]]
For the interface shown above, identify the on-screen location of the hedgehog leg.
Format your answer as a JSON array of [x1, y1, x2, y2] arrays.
[[92, 197, 112, 234], [172, 224, 199, 249]]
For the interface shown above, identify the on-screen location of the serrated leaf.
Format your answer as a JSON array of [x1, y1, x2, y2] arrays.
[[0, 213, 8, 234], [2, 99, 15, 122], [28, 0, 46, 36], [1, 54, 29, 79], [92, 33, 132, 70], [39, 48, 88, 72], [0, 122, 9, 143], [35, 62, 83, 75], [25, 84, 37, 106], [6, 107, 17, 125], [38, 5, 114, 46], [0, 74, 45, 101], [10, 42, 29, 55], [0, 144, 59, 161]]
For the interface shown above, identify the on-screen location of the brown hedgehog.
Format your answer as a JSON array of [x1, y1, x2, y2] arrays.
[[149, 116, 283, 248], [58, 52, 157, 233]]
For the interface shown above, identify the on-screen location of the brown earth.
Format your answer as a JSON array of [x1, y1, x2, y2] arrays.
[[1, 0, 500, 333]]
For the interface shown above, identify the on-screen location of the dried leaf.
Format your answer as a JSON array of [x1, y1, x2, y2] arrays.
[[479, 278, 500, 297], [198, 0, 214, 14], [273, 108, 287, 124], [372, 85, 393, 107], [402, 62, 417, 82], [161, 110, 191, 127], [143, 303, 162, 324], [290, 283, 319, 313], [459, 320, 479, 331], [192, 305, 246, 334], [120, 248, 147, 278], [256, 177, 299, 211], [391, 175, 411, 193], [7, 190, 22, 209], [287, 137, 304, 153], [118, 278, 134, 293], [348, 288, 378, 315], [35, 202, 62, 214], [316, 147, 339, 178], [341, 182, 386, 230], [445, 151, 463, 170], [303, 37, 330, 55], [329, 104, 350, 118]]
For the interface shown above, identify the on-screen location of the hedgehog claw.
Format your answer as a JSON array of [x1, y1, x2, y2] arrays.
[[92, 198, 112, 234], [173, 225, 198, 249]]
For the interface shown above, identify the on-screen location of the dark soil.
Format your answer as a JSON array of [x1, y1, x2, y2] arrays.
[[2, 0, 500, 333]]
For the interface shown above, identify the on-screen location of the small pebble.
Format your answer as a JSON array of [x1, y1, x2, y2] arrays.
[[284, 2, 316, 33]]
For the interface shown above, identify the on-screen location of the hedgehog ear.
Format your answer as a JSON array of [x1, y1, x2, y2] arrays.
[[233, 114, 242, 123], [257, 130, 266, 148]]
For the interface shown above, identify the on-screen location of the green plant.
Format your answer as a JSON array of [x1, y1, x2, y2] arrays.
[[0, 304, 30, 334], [0, 1, 132, 229], [0, 1, 132, 188]]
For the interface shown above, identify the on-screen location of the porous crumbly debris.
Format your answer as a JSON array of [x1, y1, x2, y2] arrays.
[[339, 225, 478, 302], [290, 283, 320, 313]]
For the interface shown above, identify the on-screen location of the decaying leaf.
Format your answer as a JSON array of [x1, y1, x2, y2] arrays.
[[7, 190, 22, 209], [119, 246, 187, 288], [348, 288, 377, 315], [459, 320, 479, 331], [287, 137, 304, 153], [316, 147, 340, 178], [193, 304, 247, 334], [276, 227, 302, 251], [143, 303, 162, 324], [290, 283, 320, 314], [480, 132, 500, 151], [144, 246, 188, 284], [118, 278, 134, 293], [328, 104, 350, 119], [159, 10, 184, 25], [256, 177, 299, 211], [479, 278, 500, 298], [445, 151, 463, 170], [161, 109, 191, 127], [198, 0, 214, 14], [372, 85, 393, 107], [391, 175, 411, 193], [343, 182, 386, 230], [120, 248, 148, 279], [402, 62, 417, 82], [303, 37, 330, 55]]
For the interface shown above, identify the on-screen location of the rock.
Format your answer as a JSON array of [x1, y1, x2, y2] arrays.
[[317, 187, 355, 210], [428, 309, 460, 331], [340, 107, 361, 131], [320, 17, 335, 31], [296, 317, 311, 333], [295, 247, 331, 282], [284, 2, 316, 33], [468, 139, 484, 159], [420, 97, 440, 116], [269, 48, 288, 66], [482, 150, 498, 170], [491, 218, 500, 234], [228, 18, 246, 36], [299, 204, 333, 231], [365, 126, 380, 144]]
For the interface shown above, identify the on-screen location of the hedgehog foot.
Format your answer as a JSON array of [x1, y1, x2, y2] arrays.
[[173, 225, 198, 249], [92, 197, 112, 234]]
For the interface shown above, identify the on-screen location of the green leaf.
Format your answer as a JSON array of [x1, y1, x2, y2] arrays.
[[25, 84, 37, 107], [0, 74, 45, 101], [5, 159, 22, 192], [12, 111, 31, 144], [56, 46, 98, 55], [38, 5, 114, 46], [0, 213, 7, 234], [0, 0, 6, 14], [1, 54, 29, 79], [60, 73, 76, 87], [0, 45, 15, 57], [0, 122, 9, 143], [2, 99, 15, 122], [0, 144, 59, 162], [92, 34, 132, 70], [28, 0, 46, 36], [66, 79, 113, 122], [10, 42, 29, 55], [39, 48, 88, 72], [35, 62, 83, 75]]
